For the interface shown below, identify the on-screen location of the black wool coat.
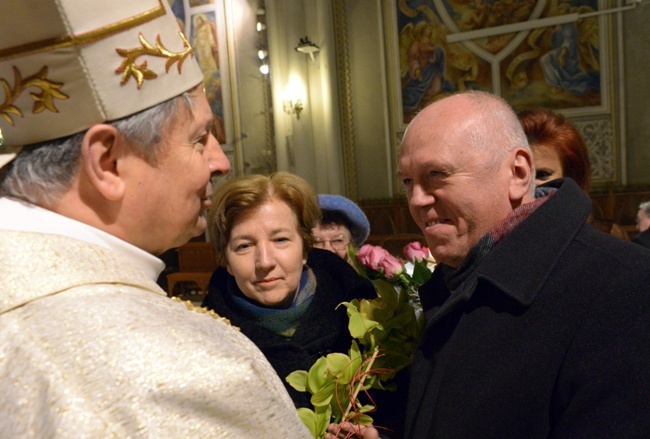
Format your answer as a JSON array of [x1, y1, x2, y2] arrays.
[[202, 248, 377, 408], [633, 228, 650, 249], [405, 178, 650, 439]]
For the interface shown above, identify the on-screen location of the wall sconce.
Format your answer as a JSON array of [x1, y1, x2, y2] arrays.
[[283, 98, 303, 119], [259, 63, 269, 75], [283, 79, 304, 119], [256, 22, 266, 32], [295, 36, 320, 62]]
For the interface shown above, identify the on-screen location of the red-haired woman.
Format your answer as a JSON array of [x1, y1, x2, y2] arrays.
[[518, 108, 629, 240]]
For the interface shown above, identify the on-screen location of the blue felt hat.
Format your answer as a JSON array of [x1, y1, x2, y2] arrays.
[[318, 194, 370, 247]]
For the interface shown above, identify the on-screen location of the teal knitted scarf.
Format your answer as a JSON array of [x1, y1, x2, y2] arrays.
[[228, 267, 317, 338]]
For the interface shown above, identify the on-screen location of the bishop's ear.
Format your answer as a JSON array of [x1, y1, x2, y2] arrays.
[[81, 124, 126, 201], [509, 148, 534, 202]]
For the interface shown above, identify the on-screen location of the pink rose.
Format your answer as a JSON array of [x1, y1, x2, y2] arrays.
[[356, 244, 387, 271], [402, 241, 430, 262], [377, 252, 404, 278], [356, 244, 404, 278]]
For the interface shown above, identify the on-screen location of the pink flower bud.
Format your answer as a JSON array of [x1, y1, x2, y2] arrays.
[[402, 241, 430, 262]]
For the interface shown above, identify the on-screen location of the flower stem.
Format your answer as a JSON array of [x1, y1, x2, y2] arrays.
[[341, 346, 380, 422]]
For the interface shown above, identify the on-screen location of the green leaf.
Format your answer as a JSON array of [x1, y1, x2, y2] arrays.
[[359, 299, 393, 325], [358, 404, 376, 414], [349, 247, 367, 275], [411, 260, 432, 286], [311, 380, 336, 406], [314, 405, 332, 438], [348, 340, 362, 359], [297, 406, 332, 438], [331, 385, 347, 421], [356, 413, 375, 425], [339, 349, 362, 385], [286, 370, 309, 392], [360, 374, 378, 389], [382, 308, 417, 331], [343, 413, 375, 426], [297, 407, 319, 438], [373, 279, 399, 308], [338, 299, 359, 312], [348, 302, 380, 338]]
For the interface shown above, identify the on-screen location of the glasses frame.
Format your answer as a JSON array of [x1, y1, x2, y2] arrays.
[[313, 234, 351, 251]]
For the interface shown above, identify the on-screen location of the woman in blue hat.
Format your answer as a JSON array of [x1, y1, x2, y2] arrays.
[[312, 194, 370, 265]]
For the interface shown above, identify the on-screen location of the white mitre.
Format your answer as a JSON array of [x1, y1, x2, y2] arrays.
[[0, 0, 203, 166]]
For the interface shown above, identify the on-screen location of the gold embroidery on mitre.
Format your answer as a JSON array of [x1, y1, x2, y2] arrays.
[[0, 66, 69, 126], [115, 32, 194, 89]]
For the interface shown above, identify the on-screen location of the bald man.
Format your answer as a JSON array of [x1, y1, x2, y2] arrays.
[[394, 91, 650, 438]]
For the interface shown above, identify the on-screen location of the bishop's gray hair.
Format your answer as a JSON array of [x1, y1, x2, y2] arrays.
[[0, 92, 194, 207]]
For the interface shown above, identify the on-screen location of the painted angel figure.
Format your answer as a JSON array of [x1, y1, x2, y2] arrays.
[[399, 20, 452, 114]]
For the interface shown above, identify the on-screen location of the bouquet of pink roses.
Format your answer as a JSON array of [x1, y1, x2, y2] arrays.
[[286, 242, 434, 438], [355, 242, 435, 316]]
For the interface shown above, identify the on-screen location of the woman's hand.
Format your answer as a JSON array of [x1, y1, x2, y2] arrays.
[[325, 422, 379, 439]]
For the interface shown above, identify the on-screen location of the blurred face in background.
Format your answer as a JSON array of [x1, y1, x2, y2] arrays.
[[225, 196, 307, 309], [636, 209, 650, 233], [531, 143, 563, 186]]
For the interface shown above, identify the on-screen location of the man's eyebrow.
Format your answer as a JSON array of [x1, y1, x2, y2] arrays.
[[193, 120, 213, 139], [206, 119, 216, 135]]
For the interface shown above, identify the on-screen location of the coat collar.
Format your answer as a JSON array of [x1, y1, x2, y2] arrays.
[[0, 230, 164, 315], [420, 178, 592, 312], [0, 197, 165, 280], [476, 178, 592, 306]]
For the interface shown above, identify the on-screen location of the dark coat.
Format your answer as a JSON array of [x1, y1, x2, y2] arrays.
[[202, 248, 377, 408], [633, 228, 650, 249], [405, 179, 650, 439]]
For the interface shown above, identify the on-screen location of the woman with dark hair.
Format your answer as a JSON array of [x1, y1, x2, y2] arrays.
[[518, 108, 629, 240]]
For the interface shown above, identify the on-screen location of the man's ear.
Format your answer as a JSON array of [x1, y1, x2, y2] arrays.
[[509, 148, 534, 203], [81, 124, 125, 201]]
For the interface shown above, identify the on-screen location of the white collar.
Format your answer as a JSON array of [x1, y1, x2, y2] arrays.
[[0, 197, 165, 281]]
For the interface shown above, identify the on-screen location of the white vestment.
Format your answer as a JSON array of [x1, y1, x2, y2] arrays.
[[0, 198, 310, 438]]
